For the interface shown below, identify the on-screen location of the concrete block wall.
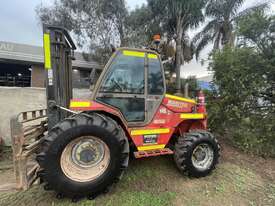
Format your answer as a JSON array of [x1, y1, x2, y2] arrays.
[[0, 87, 92, 146], [0, 87, 46, 145]]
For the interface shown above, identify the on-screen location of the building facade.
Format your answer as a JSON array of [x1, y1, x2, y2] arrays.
[[0, 41, 101, 88]]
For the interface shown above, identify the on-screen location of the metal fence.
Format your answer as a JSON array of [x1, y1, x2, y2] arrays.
[[0, 75, 31, 87]]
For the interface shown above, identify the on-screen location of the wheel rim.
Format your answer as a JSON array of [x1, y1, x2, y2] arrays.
[[60, 136, 110, 182], [191, 143, 214, 171]]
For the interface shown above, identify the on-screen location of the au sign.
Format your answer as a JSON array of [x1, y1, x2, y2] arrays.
[[0, 43, 14, 52]]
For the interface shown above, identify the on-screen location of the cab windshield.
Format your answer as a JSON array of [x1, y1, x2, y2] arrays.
[[100, 51, 145, 94]]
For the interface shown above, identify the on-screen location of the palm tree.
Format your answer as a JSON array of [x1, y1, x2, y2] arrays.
[[148, 0, 206, 94], [193, 0, 268, 59]]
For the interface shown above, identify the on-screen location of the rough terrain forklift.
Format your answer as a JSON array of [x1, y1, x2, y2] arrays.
[[10, 25, 220, 200]]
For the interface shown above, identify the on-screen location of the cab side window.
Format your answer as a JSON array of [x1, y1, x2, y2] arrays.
[[148, 55, 164, 95]]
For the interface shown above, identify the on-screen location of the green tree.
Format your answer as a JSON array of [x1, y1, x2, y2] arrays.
[[147, 0, 206, 94], [36, 0, 128, 64], [208, 10, 275, 156], [237, 9, 275, 58], [237, 9, 275, 105], [209, 47, 275, 156], [125, 5, 154, 47], [193, 0, 268, 59]]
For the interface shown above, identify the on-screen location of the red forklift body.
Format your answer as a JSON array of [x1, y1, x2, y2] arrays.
[[70, 94, 207, 152], [69, 48, 207, 155]]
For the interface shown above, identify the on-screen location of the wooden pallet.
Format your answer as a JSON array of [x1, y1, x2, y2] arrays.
[[10, 109, 47, 191]]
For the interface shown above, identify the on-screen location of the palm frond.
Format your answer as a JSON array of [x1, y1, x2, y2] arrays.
[[205, 0, 224, 19], [192, 19, 220, 44], [232, 2, 269, 21], [195, 33, 214, 60], [227, 0, 245, 17]]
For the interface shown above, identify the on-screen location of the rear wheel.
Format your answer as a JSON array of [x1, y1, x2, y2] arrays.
[[36, 113, 129, 198], [174, 130, 220, 177]]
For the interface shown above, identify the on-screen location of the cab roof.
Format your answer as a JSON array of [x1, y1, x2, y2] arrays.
[[116, 47, 159, 55]]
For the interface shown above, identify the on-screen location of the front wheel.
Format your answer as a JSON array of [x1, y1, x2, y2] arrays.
[[36, 113, 129, 198], [174, 130, 220, 177]]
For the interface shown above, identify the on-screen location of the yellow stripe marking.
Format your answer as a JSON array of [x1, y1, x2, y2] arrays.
[[165, 94, 196, 104], [180, 113, 205, 119], [148, 53, 158, 59], [137, 144, 165, 151], [43, 33, 52, 70], [131, 128, 170, 136], [123, 50, 145, 58], [70, 101, 91, 108]]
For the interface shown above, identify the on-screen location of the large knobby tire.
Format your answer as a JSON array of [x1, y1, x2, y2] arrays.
[[36, 113, 129, 198], [174, 130, 220, 177]]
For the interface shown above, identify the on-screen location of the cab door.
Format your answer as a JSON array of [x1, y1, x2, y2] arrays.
[[145, 53, 166, 123], [95, 49, 146, 125]]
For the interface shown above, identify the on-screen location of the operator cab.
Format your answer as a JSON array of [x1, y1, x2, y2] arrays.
[[93, 48, 166, 125]]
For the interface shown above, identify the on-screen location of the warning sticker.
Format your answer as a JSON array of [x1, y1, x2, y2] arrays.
[[143, 134, 158, 144], [48, 70, 53, 86]]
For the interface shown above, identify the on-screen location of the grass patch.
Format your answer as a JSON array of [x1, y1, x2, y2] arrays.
[[214, 181, 226, 194], [101, 191, 175, 206], [0, 184, 175, 206], [266, 184, 275, 204], [0, 155, 274, 206]]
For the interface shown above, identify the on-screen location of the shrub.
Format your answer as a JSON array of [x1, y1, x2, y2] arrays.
[[207, 47, 275, 157]]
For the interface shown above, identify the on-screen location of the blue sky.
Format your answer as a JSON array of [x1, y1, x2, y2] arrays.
[[0, 0, 274, 77]]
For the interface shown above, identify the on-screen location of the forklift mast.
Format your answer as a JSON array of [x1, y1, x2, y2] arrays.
[[43, 25, 76, 129]]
